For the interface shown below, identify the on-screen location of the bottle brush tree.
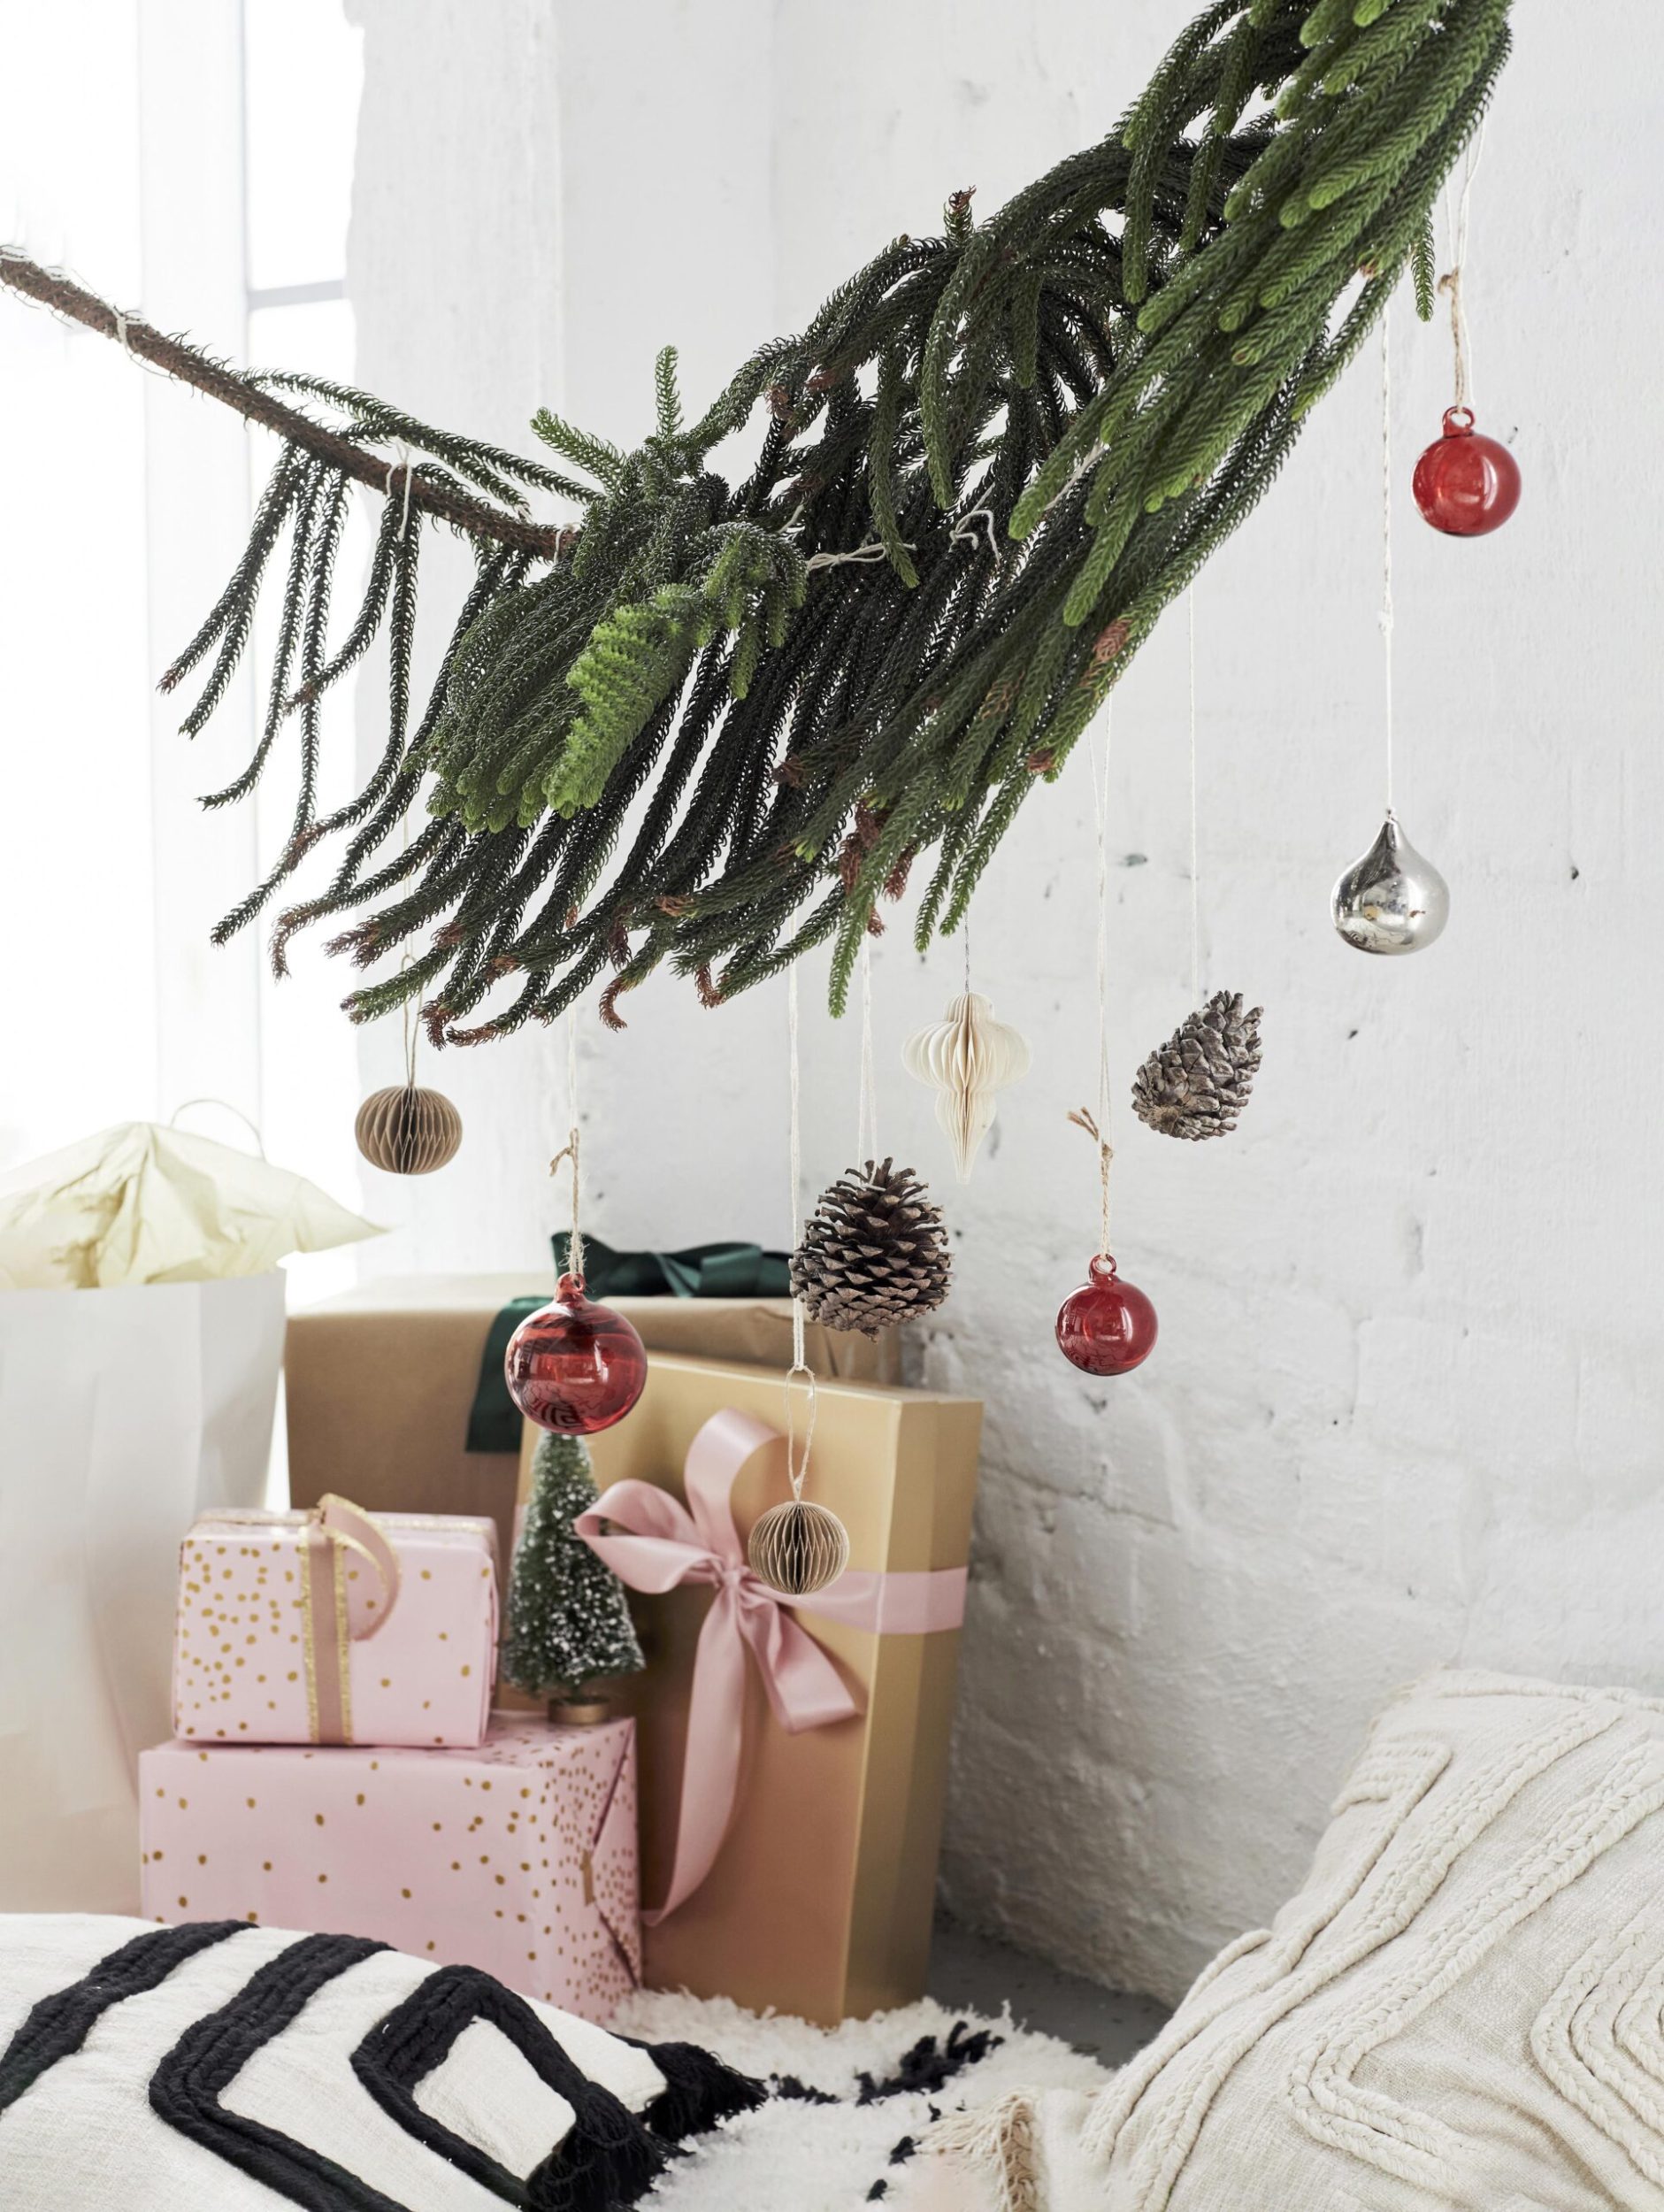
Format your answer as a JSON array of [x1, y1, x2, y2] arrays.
[[502, 1432, 645, 1702]]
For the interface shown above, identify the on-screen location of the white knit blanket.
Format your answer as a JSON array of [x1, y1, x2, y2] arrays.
[[910, 1671, 1664, 2211]]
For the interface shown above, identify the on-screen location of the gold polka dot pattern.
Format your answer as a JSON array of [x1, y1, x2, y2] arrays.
[[171, 1513, 500, 1749], [136, 1714, 640, 2023]]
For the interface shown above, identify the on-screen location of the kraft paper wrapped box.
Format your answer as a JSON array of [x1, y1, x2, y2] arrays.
[[172, 1504, 498, 1748], [287, 1273, 899, 1569], [517, 1353, 982, 2025], [138, 1716, 641, 2021]]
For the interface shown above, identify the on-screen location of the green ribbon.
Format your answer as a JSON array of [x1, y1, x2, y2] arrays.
[[551, 1232, 790, 1302], [464, 1234, 792, 1454]]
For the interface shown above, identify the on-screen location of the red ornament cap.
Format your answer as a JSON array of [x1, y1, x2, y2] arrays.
[[504, 1272, 648, 1435], [1055, 1253, 1158, 1377], [1411, 406, 1521, 537]]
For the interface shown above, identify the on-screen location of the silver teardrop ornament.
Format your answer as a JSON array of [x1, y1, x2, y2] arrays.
[[1330, 812, 1449, 956]]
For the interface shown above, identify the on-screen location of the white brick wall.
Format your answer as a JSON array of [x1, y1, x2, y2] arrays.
[[347, 0, 1664, 2003]]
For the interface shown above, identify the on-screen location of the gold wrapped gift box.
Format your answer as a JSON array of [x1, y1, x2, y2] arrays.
[[287, 1272, 897, 1567], [516, 1353, 982, 2024]]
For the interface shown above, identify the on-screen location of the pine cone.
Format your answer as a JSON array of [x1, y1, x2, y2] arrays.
[[1130, 990, 1263, 1141], [791, 1157, 952, 1336]]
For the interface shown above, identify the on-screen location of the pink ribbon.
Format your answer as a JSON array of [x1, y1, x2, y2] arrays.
[[575, 1407, 967, 1924]]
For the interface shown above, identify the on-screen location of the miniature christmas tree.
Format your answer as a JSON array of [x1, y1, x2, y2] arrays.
[[502, 1432, 645, 1702]]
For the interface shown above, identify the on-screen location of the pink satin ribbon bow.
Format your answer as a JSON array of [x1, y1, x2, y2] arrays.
[[575, 1406, 968, 1924]]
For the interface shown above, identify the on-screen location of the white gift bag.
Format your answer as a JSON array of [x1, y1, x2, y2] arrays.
[[0, 1273, 288, 1910]]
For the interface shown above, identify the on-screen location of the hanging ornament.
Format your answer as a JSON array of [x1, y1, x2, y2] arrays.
[[1415, 143, 1517, 538], [504, 1270, 648, 1436], [1412, 406, 1520, 537], [748, 1496, 851, 1599], [1331, 813, 1449, 956], [1131, 992, 1262, 1140], [1056, 1253, 1159, 1378], [1057, 730, 1156, 1377], [1130, 615, 1264, 1141], [750, 965, 853, 1599], [503, 1017, 647, 1436], [791, 1157, 952, 1337], [1332, 321, 1450, 956], [1057, 1107, 1157, 1377], [354, 955, 462, 1175], [903, 992, 1030, 1182], [354, 1083, 462, 1174]]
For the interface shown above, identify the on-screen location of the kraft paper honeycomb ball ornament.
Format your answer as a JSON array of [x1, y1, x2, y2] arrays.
[[747, 1497, 851, 1599], [354, 1083, 463, 1174]]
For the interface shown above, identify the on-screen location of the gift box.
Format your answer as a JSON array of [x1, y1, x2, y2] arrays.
[[286, 1271, 900, 1567], [172, 1501, 498, 1748], [519, 1353, 981, 2024], [138, 1714, 640, 2020]]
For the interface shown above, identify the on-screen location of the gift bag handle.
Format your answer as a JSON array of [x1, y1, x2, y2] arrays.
[[168, 1096, 268, 1160]]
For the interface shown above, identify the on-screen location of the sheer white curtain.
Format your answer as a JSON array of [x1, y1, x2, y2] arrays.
[[0, 0, 364, 1304]]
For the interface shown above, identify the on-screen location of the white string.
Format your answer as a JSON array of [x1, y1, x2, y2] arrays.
[[549, 1005, 585, 1285], [804, 538, 894, 572], [1069, 712, 1116, 1260], [1379, 312, 1395, 819], [856, 939, 878, 1164], [1187, 586, 1200, 1010], [1093, 716, 1113, 1156], [786, 964, 817, 1501], [168, 1096, 268, 1159], [951, 506, 1002, 558], [384, 440, 416, 540]]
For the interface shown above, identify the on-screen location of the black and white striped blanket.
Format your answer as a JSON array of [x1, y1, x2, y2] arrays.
[[0, 1914, 757, 2209]]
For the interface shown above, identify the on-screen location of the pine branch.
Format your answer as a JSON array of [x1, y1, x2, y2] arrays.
[[0, 0, 1514, 1037], [0, 250, 564, 556]]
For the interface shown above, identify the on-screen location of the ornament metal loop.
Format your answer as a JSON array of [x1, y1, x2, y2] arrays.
[[1442, 405, 1476, 435]]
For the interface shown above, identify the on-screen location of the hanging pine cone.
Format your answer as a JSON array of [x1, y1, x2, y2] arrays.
[[1131, 990, 1263, 1141], [791, 1157, 952, 1336]]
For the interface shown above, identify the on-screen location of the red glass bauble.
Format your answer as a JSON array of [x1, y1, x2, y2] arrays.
[[1055, 1254, 1158, 1377], [1411, 407, 1521, 537], [504, 1273, 648, 1435]]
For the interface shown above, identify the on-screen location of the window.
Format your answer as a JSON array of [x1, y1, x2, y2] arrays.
[[0, 0, 365, 1306]]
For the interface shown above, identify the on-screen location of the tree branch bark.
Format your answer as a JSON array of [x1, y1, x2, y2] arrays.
[[0, 250, 565, 557]]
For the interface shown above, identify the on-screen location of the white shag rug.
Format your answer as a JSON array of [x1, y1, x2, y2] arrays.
[[610, 1987, 1113, 2209]]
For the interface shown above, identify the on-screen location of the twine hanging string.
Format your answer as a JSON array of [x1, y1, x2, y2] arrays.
[[400, 978, 419, 1094], [856, 939, 878, 1164], [951, 505, 1002, 558], [1379, 311, 1396, 818], [1068, 713, 1116, 1260], [804, 537, 895, 572], [548, 1006, 585, 1285], [785, 964, 817, 1502], [1438, 120, 1488, 412], [1187, 585, 1200, 1010]]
